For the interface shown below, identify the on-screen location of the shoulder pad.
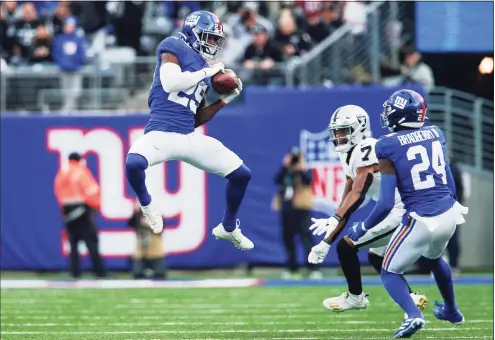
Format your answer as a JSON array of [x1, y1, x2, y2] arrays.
[[158, 36, 188, 58]]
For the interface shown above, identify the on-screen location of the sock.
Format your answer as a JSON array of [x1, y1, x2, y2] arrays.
[[337, 238, 362, 295], [222, 164, 251, 231], [381, 269, 422, 318], [424, 257, 457, 313], [125, 154, 151, 206]]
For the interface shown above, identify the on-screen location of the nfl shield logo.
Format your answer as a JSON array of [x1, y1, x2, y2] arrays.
[[300, 129, 345, 215]]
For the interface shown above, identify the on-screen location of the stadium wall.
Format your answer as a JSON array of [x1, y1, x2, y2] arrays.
[[2, 85, 489, 271]]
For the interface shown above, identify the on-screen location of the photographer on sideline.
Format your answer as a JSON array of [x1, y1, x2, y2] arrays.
[[273, 147, 321, 279], [128, 203, 166, 279]]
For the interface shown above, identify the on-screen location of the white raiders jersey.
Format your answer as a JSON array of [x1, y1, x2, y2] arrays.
[[338, 137, 404, 210]]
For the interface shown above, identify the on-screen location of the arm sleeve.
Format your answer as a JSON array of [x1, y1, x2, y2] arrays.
[[160, 62, 207, 93], [445, 163, 457, 199], [158, 37, 208, 93], [363, 173, 397, 229]]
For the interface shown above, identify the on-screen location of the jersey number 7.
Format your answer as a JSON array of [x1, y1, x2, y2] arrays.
[[407, 140, 447, 191]]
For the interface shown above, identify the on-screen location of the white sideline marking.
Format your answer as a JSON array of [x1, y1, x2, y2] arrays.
[[2, 320, 493, 327], [0, 279, 261, 289], [2, 328, 491, 335]]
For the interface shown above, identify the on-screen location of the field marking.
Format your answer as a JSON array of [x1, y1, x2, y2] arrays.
[[3, 328, 492, 335], [2, 320, 494, 328], [121, 338, 494, 340]]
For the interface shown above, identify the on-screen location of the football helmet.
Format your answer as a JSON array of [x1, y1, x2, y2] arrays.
[[328, 105, 371, 153], [181, 11, 226, 60], [381, 89, 427, 132]]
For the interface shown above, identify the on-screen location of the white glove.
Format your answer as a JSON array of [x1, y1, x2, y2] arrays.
[[308, 241, 331, 264], [203, 62, 225, 78], [309, 216, 340, 238], [220, 76, 243, 104]]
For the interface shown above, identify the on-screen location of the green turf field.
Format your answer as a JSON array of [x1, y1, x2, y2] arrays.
[[1, 285, 493, 340]]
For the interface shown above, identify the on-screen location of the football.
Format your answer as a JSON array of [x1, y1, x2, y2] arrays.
[[212, 70, 238, 94]]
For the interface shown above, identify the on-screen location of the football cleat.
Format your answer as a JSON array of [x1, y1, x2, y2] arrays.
[[432, 301, 465, 325], [140, 202, 163, 234], [322, 292, 370, 312], [212, 220, 254, 250], [393, 317, 425, 338], [404, 292, 428, 319]]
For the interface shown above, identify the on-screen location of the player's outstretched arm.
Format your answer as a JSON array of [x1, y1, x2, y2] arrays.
[[334, 165, 376, 220], [362, 159, 397, 230], [159, 52, 224, 93], [323, 176, 353, 244]]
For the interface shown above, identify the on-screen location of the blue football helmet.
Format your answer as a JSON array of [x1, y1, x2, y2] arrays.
[[180, 11, 226, 60], [381, 89, 428, 132]]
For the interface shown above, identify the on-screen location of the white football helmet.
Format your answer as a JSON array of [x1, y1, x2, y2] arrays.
[[328, 105, 371, 153]]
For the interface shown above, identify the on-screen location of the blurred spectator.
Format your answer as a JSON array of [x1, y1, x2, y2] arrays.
[[242, 24, 283, 84], [53, 16, 86, 112], [275, 10, 312, 59], [342, 0, 367, 36], [107, 1, 145, 54], [13, 2, 40, 61], [128, 203, 166, 279], [216, 24, 245, 67], [54, 152, 107, 279], [272, 147, 321, 279], [1, 1, 20, 24], [51, 2, 71, 36], [229, 2, 274, 54], [0, 6, 14, 60], [306, 11, 330, 44], [29, 25, 52, 63], [401, 47, 435, 92], [33, 1, 58, 21], [320, 2, 344, 32]]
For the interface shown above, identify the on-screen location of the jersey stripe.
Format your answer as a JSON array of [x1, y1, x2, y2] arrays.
[[382, 217, 414, 270]]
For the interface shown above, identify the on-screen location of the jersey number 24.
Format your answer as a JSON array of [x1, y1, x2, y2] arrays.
[[407, 140, 447, 191]]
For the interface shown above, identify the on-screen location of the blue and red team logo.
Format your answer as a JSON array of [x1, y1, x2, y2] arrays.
[[300, 129, 370, 215]]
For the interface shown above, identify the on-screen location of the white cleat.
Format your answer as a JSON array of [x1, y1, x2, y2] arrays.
[[323, 292, 370, 312], [212, 220, 254, 250], [404, 292, 429, 319], [140, 202, 163, 234]]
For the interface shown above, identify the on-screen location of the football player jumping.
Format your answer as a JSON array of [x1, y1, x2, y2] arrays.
[[125, 11, 254, 250], [308, 105, 427, 313], [352, 89, 467, 337]]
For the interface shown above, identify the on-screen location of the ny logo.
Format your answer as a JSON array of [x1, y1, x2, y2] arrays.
[[393, 96, 408, 109], [185, 15, 200, 26]]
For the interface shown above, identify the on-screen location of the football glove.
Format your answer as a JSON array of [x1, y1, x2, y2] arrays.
[[308, 240, 331, 264], [203, 62, 225, 78], [220, 74, 242, 104], [347, 222, 367, 242], [309, 215, 340, 238]]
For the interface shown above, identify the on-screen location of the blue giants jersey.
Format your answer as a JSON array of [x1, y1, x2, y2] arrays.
[[146, 35, 211, 134], [375, 125, 456, 217]]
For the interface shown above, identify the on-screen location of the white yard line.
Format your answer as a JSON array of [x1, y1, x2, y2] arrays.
[[2, 320, 494, 327], [2, 328, 492, 335]]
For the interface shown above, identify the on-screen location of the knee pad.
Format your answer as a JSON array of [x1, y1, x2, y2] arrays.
[[125, 153, 148, 173], [336, 237, 357, 256], [228, 163, 252, 183]]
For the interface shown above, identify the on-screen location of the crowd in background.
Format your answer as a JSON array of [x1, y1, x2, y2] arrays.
[[1, 1, 438, 111], [0, 1, 368, 69]]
